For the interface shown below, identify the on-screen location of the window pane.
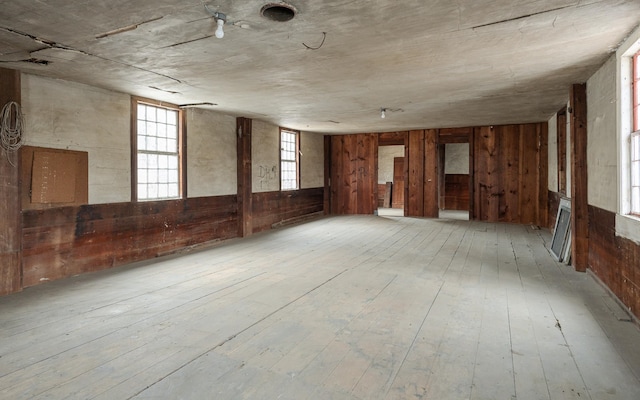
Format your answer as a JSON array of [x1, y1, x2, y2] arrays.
[[158, 184, 168, 198], [168, 155, 178, 169], [138, 135, 146, 151], [159, 169, 168, 183], [146, 137, 157, 151], [169, 184, 179, 198], [167, 110, 177, 125], [138, 169, 147, 184], [136, 102, 181, 201], [138, 154, 147, 168], [138, 184, 148, 199], [157, 138, 167, 152], [147, 107, 156, 122], [146, 122, 157, 136]]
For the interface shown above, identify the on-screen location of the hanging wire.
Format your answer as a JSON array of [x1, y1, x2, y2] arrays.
[[0, 101, 24, 166]]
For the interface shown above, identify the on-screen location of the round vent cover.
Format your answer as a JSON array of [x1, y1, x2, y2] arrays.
[[260, 3, 296, 22]]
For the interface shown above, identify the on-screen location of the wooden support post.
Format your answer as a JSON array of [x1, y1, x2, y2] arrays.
[[324, 135, 331, 215], [407, 130, 425, 216], [424, 129, 439, 218], [0, 67, 22, 295], [570, 83, 589, 272], [237, 117, 252, 237]]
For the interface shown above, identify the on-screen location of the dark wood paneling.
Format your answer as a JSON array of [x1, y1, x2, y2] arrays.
[[378, 131, 408, 146], [570, 84, 589, 272], [407, 130, 425, 216], [392, 157, 404, 208], [472, 123, 546, 225], [329, 134, 377, 215], [588, 205, 640, 321], [252, 188, 324, 233], [22, 196, 238, 287], [324, 135, 331, 214], [0, 67, 22, 295], [444, 174, 470, 211], [438, 127, 472, 143], [424, 129, 439, 218], [237, 117, 252, 237], [378, 184, 388, 208]]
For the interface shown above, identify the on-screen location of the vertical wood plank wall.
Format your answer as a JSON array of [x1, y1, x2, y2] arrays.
[[329, 124, 546, 227], [472, 123, 548, 225], [570, 84, 589, 272], [0, 68, 22, 295], [588, 205, 640, 320], [237, 117, 253, 237], [329, 134, 378, 215]]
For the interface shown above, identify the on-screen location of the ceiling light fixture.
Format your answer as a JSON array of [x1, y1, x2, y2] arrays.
[[204, 4, 226, 39], [214, 12, 226, 38], [380, 108, 386, 119]]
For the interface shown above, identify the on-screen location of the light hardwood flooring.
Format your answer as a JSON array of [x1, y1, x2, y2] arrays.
[[1, 215, 639, 399]]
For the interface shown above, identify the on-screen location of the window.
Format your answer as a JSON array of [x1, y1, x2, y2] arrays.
[[280, 128, 299, 190], [632, 52, 640, 215], [132, 98, 185, 201]]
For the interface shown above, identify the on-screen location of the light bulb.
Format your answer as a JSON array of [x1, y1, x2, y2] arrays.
[[381, 109, 386, 119], [215, 18, 225, 39]]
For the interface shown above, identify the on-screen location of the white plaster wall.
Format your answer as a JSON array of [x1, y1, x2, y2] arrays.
[[252, 120, 280, 192], [378, 145, 404, 184], [587, 55, 618, 212], [187, 109, 237, 197], [21, 74, 131, 204], [548, 113, 558, 192], [300, 131, 324, 188], [444, 143, 469, 174]]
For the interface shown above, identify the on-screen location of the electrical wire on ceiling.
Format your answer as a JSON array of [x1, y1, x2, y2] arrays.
[[1, 101, 24, 166]]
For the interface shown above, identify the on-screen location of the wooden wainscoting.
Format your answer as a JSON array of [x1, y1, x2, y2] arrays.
[[588, 205, 640, 320], [252, 188, 324, 233], [22, 196, 238, 287]]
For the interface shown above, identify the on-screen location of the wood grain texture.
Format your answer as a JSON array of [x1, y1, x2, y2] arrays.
[[423, 129, 439, 218], [329, 134, 377, 215], [21, 196, 239, 287], [237, 117, 253, 237], [3, 216, 639, 398], [407, 130, 425, 216], [0, 67, 22, 295], [570, 84, 589, 272], [378, 131, 408, 146], [444, 174, 470, 210], [252, 188, 324, 233], [472, 123, 547, 225], [588, 205, 640, 320]]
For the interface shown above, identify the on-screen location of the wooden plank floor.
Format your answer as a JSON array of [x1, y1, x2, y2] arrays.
[[1, 215, 639, 399]]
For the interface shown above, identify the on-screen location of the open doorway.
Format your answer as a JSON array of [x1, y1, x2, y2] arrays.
[[377, 145, 404, 216], [438, 142, 470, 220]]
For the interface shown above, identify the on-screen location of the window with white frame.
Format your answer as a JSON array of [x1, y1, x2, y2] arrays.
[[133, 100, 184, 201], [631, 52, 640, 215], [280, 129, 299, 190]]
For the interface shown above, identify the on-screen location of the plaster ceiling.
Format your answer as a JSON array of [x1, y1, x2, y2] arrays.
[[0, 0, 638, 134]]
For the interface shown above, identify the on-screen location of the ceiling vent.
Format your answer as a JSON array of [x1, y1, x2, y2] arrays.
[[260, 3, 296, 22]]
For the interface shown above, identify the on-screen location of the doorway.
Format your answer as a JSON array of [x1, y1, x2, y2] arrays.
[[377, 145, 404, 215], [438, 142, 470, 220]]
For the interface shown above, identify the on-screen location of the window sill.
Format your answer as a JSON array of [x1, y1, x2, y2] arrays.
[[615, 213, 640, 244]]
